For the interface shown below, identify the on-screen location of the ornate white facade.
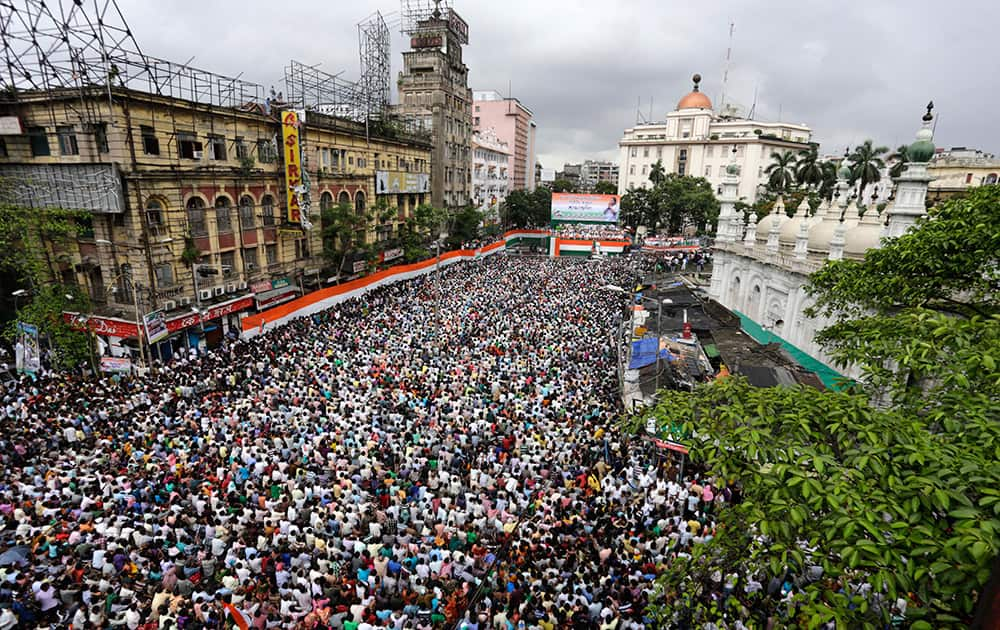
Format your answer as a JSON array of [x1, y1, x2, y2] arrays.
[[708, 107, 937, 379], [618, 74, 812, 203]]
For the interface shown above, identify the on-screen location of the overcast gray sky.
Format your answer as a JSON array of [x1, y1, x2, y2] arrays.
[[116, 0, 997, 169]]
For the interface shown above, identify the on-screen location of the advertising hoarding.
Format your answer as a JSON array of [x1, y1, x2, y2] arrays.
[[551, 193, 621, 224], [281, 110, 304, 224], [143, 310, 169, 344], [540, 168, 556, 183], [376, 171, 430, 195]]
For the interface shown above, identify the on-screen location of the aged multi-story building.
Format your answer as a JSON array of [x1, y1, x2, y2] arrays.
[[579, 160, 619, 191], [927, 147, 1000, 201], [0, 86, 431, 360], [473, 91, 537, 192], [395, 7, 473, 210], [471, 128, 510, 220]]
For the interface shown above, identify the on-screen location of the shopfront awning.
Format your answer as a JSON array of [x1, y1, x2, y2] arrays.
[[255, 286, 299, 309]]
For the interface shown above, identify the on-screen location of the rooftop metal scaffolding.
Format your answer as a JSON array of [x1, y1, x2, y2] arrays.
[[400, 0, 468, 44], [358, 11, 391, 120], [0, 0, 264, 111]]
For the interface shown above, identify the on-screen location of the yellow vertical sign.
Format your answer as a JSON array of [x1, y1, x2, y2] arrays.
[[281, 110, 302, 224]]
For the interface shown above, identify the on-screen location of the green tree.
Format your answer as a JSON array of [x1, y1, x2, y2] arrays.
[[0, 191, 94, 368], [888, 144, 910, 179], [6, 285, 94, 370], [641, 185, 1000, 628], [619, 186, 656, 230], [531, 185, 554, 224], [636, 374, 999, 629], [321, 201, 367, 269], [847, 140, 889, 201], [653, 174, 720, 234], [550, 178, 576, 193], [593, 180, 618, 195], [445, 206, 484, 248], [817, 161, 839, 200], [795, 145, 825, 189], [765, 150, 798, 193], [499, 187, 551, 228], [649, 159, 667, 186]]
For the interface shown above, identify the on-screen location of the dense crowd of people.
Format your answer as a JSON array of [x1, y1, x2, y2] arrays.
[[0, 255, 728, 629], [552, 225, 631, 242]]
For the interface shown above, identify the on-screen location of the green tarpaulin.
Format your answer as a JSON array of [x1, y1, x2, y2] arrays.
[[732, 310, 848, 390]]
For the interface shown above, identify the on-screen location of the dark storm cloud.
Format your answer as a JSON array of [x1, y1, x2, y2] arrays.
[[116, 0, 998, 168]]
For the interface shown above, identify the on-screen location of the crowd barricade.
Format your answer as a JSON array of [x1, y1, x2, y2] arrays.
[[241, 240, 506, 338]]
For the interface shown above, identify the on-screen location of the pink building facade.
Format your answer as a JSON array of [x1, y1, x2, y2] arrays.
[[472, 91, 537, 191]]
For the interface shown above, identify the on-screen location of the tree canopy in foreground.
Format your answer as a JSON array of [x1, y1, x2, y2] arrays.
[[637, 184, 1000, 628]]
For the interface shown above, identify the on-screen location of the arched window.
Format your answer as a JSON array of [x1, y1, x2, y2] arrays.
[[145, 198, 165, 237], [215, 196, 233, 234], [261, 195, 275, 226], [186, 197, 207, 237], [239, 195, 255, 229], [115, 263, 133, 304], [339, 191, 350, 207], [986, 173, 998, 185], [355, 191, 366, 215], [320, 191, 333, 212]]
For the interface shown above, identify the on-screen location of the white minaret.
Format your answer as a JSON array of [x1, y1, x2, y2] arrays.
[[885, 102, 935, 239], [715, 146, 741, 244], [766, 196, 785, 253], [744, 212, 757, 250], [794, 197, 812, 260]]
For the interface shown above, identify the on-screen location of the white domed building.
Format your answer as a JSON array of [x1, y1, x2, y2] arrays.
[[708, 106, 937, 383], [618, 74, 813, 202]]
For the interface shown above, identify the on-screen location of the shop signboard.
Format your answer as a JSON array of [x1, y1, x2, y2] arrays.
[[352, 260, 367, 274], [380, 247, 403, 263]]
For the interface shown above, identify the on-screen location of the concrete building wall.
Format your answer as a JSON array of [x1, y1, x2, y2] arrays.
[[396, 18, 473, 210], [473, 93, 536, 192], [0, 88, 431, 324]]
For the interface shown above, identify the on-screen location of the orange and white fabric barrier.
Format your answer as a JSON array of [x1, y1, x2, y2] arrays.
[[241, 240, 505, 338]]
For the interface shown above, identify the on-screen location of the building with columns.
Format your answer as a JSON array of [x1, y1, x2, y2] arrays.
[[618, 74, 812, 203], [708, 106, 937, 379]]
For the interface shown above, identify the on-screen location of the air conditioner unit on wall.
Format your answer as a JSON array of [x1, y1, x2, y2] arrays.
[[213, 286, 225, 297], [179, 297, 192, 306], [226, 283, 236, 293], [163, 300, 177, 311], [238, 281, 248, 290], [192, 150, 203, 159], [199, 289, 212, 301]]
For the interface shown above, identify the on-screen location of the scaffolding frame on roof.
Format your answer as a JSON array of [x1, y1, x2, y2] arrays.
[[0, 0, 265, 113]]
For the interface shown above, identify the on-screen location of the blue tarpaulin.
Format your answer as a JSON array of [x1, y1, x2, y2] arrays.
[[628, 338, 677, 369]]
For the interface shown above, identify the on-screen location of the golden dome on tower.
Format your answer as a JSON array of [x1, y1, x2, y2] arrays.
[[676, 73, 713, 110]]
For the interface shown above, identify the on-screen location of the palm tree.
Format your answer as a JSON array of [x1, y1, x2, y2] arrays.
[[817, 161, 838, 200], [765, 151, 797, 193], [847, 140, 889, 200], [649, 160, 666, 186], [888, 144, 909, 178], [795, 145, 825, 189]]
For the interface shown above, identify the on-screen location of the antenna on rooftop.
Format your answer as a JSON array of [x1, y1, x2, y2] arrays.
[[720, 20, 735, 110]]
